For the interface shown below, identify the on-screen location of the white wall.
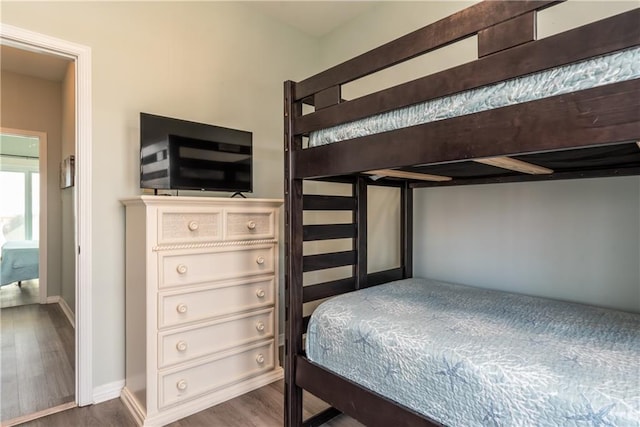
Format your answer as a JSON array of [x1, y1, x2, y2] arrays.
[[1, 1, 320, 390], [320, 1, 640, 313], [414, 178, 639, 312]]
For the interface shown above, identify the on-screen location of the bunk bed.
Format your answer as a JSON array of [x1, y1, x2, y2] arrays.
[[283, 1, 640, 426]]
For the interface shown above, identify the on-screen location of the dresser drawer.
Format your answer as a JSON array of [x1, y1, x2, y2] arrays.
[[159, 340, 275, 408], [160, 245, 274, 288], [159, 309, 274, 368], [159, 277, 275, 328], [158, 208, 223, 245], [225, 209, 275, 240]]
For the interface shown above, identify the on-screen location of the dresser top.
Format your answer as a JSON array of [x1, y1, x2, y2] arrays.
[[121, 195, 283, 207]]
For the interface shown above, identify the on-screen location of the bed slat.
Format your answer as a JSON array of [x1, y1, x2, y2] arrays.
[[365, 169, 452, 181], [303, 277, 356, 303], [478, 11, 536, 57], [412, 166, 640, 188], [303, 250, 357, 272], [303, 195, 356, 211], [293, 0, 559, 101], [474, 157, 553, 174], [294, 79, 640, 179], [294, 9, 640, 136]]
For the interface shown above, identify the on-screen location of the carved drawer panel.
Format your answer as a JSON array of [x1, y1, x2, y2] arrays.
[[159, 308, 274, 368], [158, 209, 222, 244], [225, 210, 275, 240], [159, 340, 275, 408]]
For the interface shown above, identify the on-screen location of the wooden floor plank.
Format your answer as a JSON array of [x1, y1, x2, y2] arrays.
[[1, 303, 75, 424], [0, 280, 39, 309], [17, 380, 364, 427]]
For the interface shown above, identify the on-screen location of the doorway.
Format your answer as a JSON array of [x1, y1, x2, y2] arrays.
[[0, 59, 76, 423], [0, 24, 93, 423], [0, 131, 46, 308]]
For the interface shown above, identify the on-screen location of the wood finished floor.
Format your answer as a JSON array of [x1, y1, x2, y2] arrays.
[[0, 280, 39, 309], [17, 380, 364, 427], [1, 303, 75, 423]]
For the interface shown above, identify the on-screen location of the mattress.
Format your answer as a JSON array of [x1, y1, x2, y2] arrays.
[[306, 278, 640, 426], [308, 46, 640, 147]]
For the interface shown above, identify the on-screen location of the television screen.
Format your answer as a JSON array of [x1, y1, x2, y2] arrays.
[[140, 113, 252, 193]]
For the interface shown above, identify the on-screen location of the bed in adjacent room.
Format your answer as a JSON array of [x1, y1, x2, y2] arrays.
[[0, 240, 39, 287]]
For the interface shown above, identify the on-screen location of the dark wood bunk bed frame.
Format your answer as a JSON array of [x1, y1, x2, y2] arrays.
[[284, 1, 640, 426]]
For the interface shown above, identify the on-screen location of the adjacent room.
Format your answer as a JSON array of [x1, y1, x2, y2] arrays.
[[0, 1, 637, 426]]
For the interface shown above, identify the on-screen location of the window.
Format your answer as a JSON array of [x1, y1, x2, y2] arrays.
[[0, 135, 40, 246]]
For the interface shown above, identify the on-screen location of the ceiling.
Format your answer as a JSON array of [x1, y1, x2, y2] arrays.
[[1, 44, 71, 82]]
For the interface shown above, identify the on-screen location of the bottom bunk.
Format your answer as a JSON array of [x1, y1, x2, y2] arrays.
[[303, 278, 640, 426]]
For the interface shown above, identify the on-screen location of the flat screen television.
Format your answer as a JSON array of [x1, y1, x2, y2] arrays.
[[140, 113, 252, 193]]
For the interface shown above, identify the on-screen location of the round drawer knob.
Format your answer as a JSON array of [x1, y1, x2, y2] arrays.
[[256, 354, 265, 365], [176, 380, 188, 391], [246, 220, 257, 230], [176, 303, 188, 314], [176, 264, 188, 275], [256, 256, 265, 265], [187, 221, 199, 231], [256, 289, 266, 298], [256, 321, 265, 332], [176, 341, 188, 352]]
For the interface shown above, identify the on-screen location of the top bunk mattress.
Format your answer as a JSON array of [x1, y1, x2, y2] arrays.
[[306, 278, 640, 426], [308, 47, 640, 147]]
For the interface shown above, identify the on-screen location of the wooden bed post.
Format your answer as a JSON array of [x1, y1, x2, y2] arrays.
[[401, 182, 413, 279], [284, 80, 304, 427], [355, 177, 368, 290]]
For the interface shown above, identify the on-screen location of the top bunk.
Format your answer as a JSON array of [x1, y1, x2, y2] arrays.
[[284, 0, 640, 187]]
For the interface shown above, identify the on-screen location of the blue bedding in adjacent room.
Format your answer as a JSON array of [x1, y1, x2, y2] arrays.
[[308, 47, 640, 147], [306, 278, 640, 426], [0, 240, 39, 287]]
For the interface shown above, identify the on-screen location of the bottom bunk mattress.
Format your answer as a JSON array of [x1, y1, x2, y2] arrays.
[[306, 278, 640, 426]]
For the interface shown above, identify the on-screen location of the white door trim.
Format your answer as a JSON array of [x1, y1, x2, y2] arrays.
[[0, 127, 48, 304], [1, 24, 93, 406]]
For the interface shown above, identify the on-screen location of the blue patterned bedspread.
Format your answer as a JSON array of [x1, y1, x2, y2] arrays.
[[306, 278, 640, 426]]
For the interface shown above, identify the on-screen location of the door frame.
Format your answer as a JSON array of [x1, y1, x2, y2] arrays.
[[0, 127, 48, 304], [1, 24, 93, 406]]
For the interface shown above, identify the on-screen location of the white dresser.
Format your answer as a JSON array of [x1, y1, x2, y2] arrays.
[[120, 196, 283, 426]]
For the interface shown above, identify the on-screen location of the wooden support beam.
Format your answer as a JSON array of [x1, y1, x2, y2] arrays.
[[365, 169, 452, 182], [478, 11, 536, 57], [314, 86, 341, 110], [474, 156, 553, 174]]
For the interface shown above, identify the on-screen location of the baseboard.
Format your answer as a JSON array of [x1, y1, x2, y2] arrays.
[[121, 387, 145, 426], [58, 297, 75, 329], [47, 296, 75, 328], [93, 379, 125, 404]]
